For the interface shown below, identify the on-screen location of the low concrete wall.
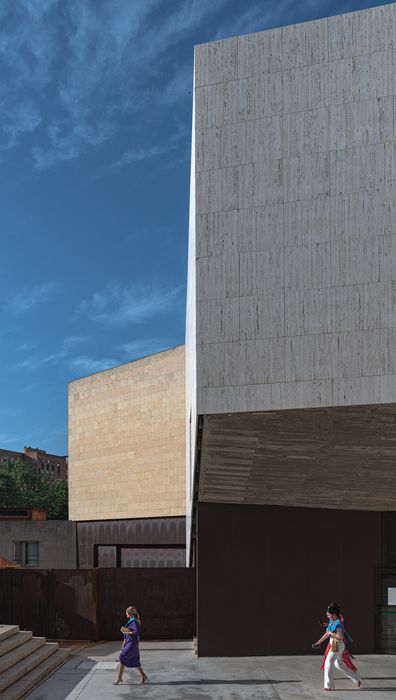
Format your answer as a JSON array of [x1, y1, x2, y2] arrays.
[[0, 521, 76, 568]]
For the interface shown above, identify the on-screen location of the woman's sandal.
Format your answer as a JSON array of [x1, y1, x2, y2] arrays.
[[141, 674, 148, 684], [113, 680, 123, 685]]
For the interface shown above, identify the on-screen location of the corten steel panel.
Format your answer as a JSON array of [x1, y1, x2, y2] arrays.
[[0, 570, 98, 640], [0, 568, 194, 641], [52, 570, 98, 640], [197, 502, 381, 656], [97, 568, 195, 640], [0, 569, 50, 637], [77, 517, 186, 568]]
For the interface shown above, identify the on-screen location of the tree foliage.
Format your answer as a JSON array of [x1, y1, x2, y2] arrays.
[[0, 459, 68, 519]]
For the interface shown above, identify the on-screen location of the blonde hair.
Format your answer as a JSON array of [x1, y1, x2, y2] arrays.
[[126, 606, 141, 625]]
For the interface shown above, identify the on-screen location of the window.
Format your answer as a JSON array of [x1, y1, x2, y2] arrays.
[[13, 541, 39, 566]]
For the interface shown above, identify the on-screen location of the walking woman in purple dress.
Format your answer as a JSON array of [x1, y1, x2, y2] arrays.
[[113, 606, 148, 685]]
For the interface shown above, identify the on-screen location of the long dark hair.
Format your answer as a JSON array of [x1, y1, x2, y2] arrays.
[[327, 603, 341, 618]]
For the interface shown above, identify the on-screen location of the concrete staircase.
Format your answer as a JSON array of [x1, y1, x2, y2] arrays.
[[0, 624, 70, 699]]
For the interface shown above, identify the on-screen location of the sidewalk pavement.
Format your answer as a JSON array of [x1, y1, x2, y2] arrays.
[[27, 640, 396, 700]]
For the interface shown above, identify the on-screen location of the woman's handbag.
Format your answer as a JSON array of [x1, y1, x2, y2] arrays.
[[331, 638, 339, 652]]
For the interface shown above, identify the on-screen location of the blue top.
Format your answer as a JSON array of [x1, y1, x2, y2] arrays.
[[327, 618, 353, 643], [327, 619, 342, 633], [124, 616, 140, 640]]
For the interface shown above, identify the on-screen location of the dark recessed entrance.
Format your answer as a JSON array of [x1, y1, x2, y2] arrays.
[[376, 569, 396, 653]]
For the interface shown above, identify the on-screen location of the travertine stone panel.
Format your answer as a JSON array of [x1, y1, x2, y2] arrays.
[[197, 298, 240, 343], [240, 292, 284, 339], [237, 28, 282, 77], [69, 346, 186, 522], [281, 18, 328, 69], [330, 188, 396, 238], [195, 38, 237, 87], [196, 253, 239, 300], [240, 249, 284, 295], [189, 3, 396, 419], [283, 108, 329, 157], [283, 196, 330, 246], [196, 209, 239, 258]]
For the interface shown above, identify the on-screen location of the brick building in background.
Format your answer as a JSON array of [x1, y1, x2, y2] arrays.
[[0, 447, 67, 480], [68, 345, 186, 568]]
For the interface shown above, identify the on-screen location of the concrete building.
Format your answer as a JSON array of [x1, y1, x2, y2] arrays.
[[68, 346, 186, 568], [187, 3, 396, 656], [0, 509, 76, 569]]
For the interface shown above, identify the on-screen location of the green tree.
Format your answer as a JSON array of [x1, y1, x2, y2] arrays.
[[0, 459, 68, 519], [47, 478, 68, 519]]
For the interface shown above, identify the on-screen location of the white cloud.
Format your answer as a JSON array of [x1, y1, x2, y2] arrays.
[[117, 338, 178, 360], [75, 283, 183, 326], [9, 335, 88, 371], [0, 0, 230, 168], [7, 282, 57, 315], [68, 355, 118, 376], [16, 343, 36, 353], [20, 383, 38, 393], [0, 102, 41, 151], [112, 143, 177, 169]]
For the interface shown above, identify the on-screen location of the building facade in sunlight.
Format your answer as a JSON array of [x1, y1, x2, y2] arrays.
[[68, 345, 186, 568], [0, 447, 67, 480], [187, 3, 396, 656]]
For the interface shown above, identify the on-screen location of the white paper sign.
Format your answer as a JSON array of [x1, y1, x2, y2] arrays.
[[387, 588, 396, 605]]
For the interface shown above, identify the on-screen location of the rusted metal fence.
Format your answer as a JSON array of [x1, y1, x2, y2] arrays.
[[0, 568, 195, 641]]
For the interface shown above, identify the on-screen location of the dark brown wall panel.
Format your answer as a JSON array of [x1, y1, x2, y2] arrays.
[[0, 568, 194, 641], [97, 568, 195, 640], [197, 502, 381, 656]]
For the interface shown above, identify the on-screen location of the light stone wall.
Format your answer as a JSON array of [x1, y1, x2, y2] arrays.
[[186, 78, 197, 562], [191, 3, 396, 416], [69, 346, 186, 522], [0, 521, 76, 568]]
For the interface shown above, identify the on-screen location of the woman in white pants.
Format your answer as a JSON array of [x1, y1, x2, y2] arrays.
[[313, 604, 361, 691]]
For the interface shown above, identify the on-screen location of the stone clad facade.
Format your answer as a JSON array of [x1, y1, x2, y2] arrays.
[[69, 346, 186, 522], [187, 4, 396, 656], [193, 3, 396, 417]]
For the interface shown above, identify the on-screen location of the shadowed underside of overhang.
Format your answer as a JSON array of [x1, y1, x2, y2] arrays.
[[198, 403, 396, 510]]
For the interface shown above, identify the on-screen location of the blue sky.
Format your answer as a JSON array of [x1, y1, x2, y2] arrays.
[[0, 0, 389, 455]]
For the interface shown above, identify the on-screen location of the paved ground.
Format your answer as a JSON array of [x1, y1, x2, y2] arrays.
[[27, 640, 396, 700]]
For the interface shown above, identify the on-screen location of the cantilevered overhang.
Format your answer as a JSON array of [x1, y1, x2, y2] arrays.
[[198, 403, 396, 510]]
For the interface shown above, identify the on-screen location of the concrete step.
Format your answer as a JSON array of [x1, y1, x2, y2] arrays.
[[0, 632, 33, 658], [1, 648, 70, 700], [0, 642, 58, 694], [0, 638, 45, 675], [0, 626, 19, 642]]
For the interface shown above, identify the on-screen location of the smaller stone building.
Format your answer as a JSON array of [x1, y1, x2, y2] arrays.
[[0, 512, 76, 568], [68, 345, 186, 568]]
